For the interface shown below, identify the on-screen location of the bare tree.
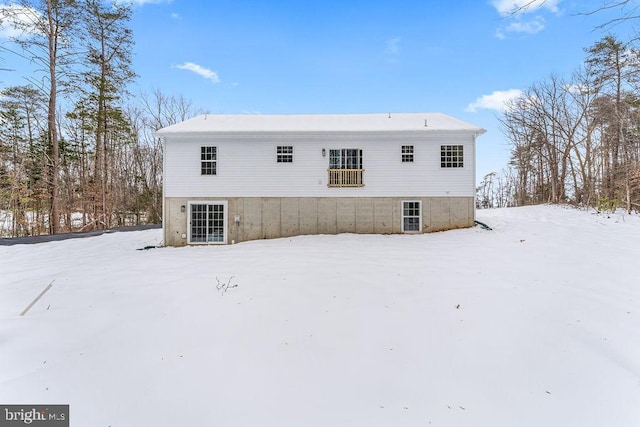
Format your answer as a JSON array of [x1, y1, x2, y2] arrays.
[[134, 89, 203, 223], [585, 35, 640, 211], [0, 85, 47, 235], [499, 71, 599, 206], [1, 0, 80, 233], [80, 0, 135, 229]]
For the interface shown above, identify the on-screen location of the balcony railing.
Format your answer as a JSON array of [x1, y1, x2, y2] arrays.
[[327, 168, 364, 187]]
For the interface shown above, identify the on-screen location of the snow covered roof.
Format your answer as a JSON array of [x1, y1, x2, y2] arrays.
[[156, 113, 486, 134]]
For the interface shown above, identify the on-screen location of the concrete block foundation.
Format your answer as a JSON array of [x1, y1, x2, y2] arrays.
[[163, 196, 475, 246]]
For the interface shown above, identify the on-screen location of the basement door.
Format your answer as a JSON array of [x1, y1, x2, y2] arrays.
[[188, 201, 227, 244]]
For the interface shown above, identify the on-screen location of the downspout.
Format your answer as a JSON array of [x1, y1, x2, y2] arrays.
[[473, 129, 486, 219]]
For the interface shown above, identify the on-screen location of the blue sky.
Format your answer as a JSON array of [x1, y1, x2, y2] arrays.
[[1, 0, 637, 182]]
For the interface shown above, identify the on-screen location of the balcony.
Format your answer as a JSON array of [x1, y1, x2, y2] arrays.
[[327, 168, 364, 187]]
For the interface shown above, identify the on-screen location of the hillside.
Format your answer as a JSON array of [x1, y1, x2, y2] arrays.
[[1, 205, 639, 426]]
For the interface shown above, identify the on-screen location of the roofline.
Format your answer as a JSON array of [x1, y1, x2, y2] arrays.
[[155, 128, 486, 138], [154, 112, 486, 136]]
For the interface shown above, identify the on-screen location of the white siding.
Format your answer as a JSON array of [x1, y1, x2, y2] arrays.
[[164, 131, 477, 198]]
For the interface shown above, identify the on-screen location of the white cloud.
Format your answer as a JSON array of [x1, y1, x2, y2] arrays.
[[505, 16, 546, 35], [492, 0, 559, 38], [0, 4, 41, 39], [170, 12, 181, 20], [384, 37, 402, 64], [174, 62, 220, 84], [492, 0, 560, 17], [385, 37, 401, 55], [564, 83, 598, 96], [465, 89, 523, 113]]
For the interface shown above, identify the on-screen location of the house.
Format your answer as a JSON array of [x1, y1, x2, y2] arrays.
[[156, 113, 485, 246]]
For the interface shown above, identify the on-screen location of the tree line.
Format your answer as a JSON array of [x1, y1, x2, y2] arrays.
[[479, 7, 640, 213], [0, 0, 201, 237]]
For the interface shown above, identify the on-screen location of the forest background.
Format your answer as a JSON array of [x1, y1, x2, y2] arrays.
[[0, 0, 200, 237]]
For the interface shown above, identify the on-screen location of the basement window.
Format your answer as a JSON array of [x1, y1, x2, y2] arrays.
[[402, 201, 421, 233]]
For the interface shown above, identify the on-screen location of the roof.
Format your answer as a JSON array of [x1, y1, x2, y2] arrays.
[[155, 113, 486, 134]]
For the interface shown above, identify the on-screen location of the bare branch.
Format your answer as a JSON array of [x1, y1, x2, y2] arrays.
[[579, 0, 640, 30], [505, 0, 549, 16]]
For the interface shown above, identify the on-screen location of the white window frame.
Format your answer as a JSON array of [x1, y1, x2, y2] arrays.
[[441, 145, 464, 168], [401, 200, 422, 233], [327, 148, 364, 187], [201, 146, 217, 175], [277, 145, 294, 163], [187, 200, 228, 244], [401, 145, 414, 163]]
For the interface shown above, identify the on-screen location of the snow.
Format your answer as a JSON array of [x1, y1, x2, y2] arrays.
[[155, 112, 486, 134], [1, 205, 639, 426]]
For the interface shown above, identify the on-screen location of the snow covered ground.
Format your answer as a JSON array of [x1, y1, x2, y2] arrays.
[[1, 204, 639, 426]]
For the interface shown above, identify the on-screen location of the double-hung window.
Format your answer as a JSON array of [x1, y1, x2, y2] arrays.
[[402, 201, 421, 233], [402, 145, 414, 162], [277, 146, 293, 163], [201, 146, 217, 175], [441, 145, 463, 168], [328, 148, 364, 187]]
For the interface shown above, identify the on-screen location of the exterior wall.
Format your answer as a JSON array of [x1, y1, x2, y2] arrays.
[[164, 196, 474, 246], [163, 131, 477, 199]]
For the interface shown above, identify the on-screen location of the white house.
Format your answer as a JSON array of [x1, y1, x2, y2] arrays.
[[156, 113, 485, 246]]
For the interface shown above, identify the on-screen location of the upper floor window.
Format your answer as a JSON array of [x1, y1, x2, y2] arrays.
[[328, 148, 364, 187], [201, 146, 217, 175], [402, 145, 414, 162], [441, 145, 463, 168], [277, 145, 293, 163]]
